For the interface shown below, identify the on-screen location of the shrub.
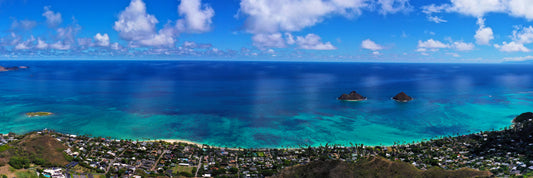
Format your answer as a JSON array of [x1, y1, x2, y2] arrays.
[[8, 156, 31, 169]]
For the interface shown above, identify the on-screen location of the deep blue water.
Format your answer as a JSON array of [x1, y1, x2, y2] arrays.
[[0, 60, 532, 148]]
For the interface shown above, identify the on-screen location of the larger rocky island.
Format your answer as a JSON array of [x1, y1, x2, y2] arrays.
[[338, 91, 367, 101]]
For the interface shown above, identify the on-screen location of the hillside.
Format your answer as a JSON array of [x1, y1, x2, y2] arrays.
[[0, 133, 68, 169], [272, 156, 492, 178]]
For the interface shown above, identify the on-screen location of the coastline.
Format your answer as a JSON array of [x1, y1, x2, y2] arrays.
[[149, 139, 242, 151]]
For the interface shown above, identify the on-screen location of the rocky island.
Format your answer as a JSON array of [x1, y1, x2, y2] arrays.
[[25, 112, 53, 117], [392, 92, 413, 102], [338, 91, 367, 101]]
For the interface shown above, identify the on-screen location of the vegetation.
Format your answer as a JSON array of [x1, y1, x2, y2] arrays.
[[0, 134, 68, 170], [25, 112, 53, 117], [274, 156, 491, 178]]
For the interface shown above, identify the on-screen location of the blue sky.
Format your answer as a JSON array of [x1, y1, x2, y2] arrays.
[[1, 0, 533, 63]]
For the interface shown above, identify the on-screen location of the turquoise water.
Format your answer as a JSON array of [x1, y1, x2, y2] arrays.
[[0, 61, 532, 148]]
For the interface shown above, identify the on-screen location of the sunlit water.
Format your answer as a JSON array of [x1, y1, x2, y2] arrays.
[[0, 61, 532, 148]]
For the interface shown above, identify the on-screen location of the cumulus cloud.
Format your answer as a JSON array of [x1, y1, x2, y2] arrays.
[[114, 0, 214, 47], [494, 41, 529, 52], [176, 0, 214, 33], [252, 33, 286, 49], [94, 33, 110, 47], [239, 0, 410, 51], [50, 41, 71, 50], [239, 0, 368, 34], [418, 39, 449, 49], [453, 41, 475, 51], [417, 39, 474, 52], [42, 6, 62, 27], [512, 26, 533, 44], [494, 25, 533, 52], [295, 33, 336, 50], [361, 39, 383, 51], [474, 17, 494, 45], [114, 0, 162, 43], [377, 0, 412, 15], [36, 38, 48, 49], [422, 0, 533, 21]]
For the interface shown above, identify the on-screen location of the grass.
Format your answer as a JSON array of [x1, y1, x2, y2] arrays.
[[0, 145, 9, 152], [172, 165, 193, 174], [15, 170, 38, 178], [257, 152, 265, 157]]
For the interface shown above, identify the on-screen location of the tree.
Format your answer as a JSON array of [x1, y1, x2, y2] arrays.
[[8, 156, 30, 169], [229, 167, 239, 174]]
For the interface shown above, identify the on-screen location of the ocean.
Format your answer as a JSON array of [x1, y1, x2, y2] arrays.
[[0, 60, 531, 148]]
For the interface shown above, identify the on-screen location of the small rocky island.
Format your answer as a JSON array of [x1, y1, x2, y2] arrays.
[[392, 92, 413, 102], [26, 112, 53, 117], [338, 91, 367, 101], [0, 65, 28, 72]]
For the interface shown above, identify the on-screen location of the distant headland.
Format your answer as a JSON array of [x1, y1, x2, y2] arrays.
[[0, 65, 28, 72]]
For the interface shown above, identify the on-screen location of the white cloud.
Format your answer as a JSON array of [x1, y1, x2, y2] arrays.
[[417, 39, 475, 53], [494, 41, 529, 52], [110, 42, 122, 50], [77, 38, 93, 47], [453, 41, 475, 51], [15, 43, 30, 50], [36, 38, 48, 49], [422, 0, 533, 21], [377, 0, 412, 15], [94, 33, 110, 47], [447, 52, 460, 57], [50, 41, 71, 50], [114, 0, 176, 47], [512, 26, 533, 44], [506, 0, 533, 20], [252, 33, 287, 49], [503, 55, 533, 61], [361, 39, 383, 51], [252, 33, 286, 49], [176, 0, 214, 33], [138, 26, 176, 47], [42, 6, 62, 27], [239, 0, 369, 34], [474, 17, 494, 45], [427, 16, 447, 23], [418, 39, 449, 49], [11, 20, 37, 30], [295, 33, 336, 50], [494, 26, 533, 52], [114, 0, 159, 41]]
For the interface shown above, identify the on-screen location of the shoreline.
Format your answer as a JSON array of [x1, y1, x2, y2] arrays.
[[155, 139, 242, 151]]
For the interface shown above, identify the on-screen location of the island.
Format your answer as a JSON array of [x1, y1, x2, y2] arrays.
[[25, 112, 53, 117], [392, 92, 413, 102], [338, 91, 367, 101]]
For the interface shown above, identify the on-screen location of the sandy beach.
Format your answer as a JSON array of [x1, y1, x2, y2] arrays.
[[151, 139, 242, 151]]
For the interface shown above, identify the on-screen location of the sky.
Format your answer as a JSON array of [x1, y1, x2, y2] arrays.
[[1, 0, 533, 63]]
